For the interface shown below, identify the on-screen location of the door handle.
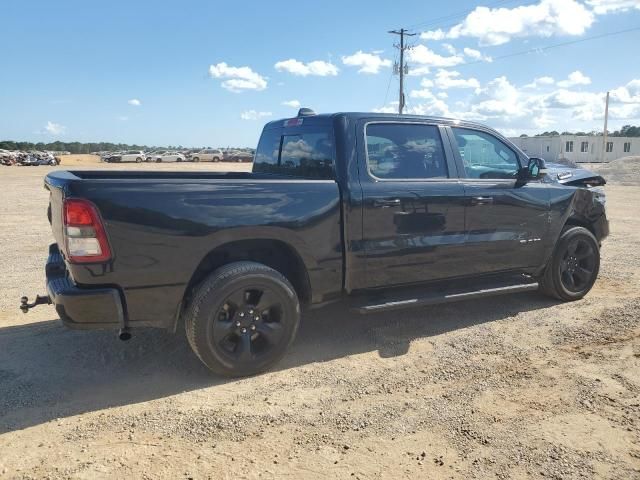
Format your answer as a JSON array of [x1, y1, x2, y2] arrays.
[[373, 198, 401, 208], [470, 196, 493, 206]]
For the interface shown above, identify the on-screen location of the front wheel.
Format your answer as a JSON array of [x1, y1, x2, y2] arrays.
[[136, 157, 142, 163], [192, 157, 200, 162], [539, 226, 600, 301], [184, 262, 300, 377], [156, 158, 162, 163]]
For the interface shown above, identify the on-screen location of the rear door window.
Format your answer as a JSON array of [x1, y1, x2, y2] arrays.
[[365, 123, 448, 179]]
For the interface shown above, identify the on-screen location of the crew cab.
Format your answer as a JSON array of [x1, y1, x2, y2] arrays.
[[23, 110, 608, 376]]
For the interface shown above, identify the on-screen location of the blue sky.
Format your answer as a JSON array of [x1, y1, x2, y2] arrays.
[[1, 0, 639, 147]]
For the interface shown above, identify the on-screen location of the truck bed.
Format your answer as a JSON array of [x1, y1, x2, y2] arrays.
[[44, 169, 343, 330]]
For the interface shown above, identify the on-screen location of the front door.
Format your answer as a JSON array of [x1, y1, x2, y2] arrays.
[[448, 126, 550, 275], [358, 121, 468, 289]]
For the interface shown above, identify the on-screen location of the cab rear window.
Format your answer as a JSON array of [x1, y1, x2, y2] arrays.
[[253, 127, 334, 179]]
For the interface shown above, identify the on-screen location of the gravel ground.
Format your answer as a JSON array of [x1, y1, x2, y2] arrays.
[[0, 161, 639, 479]]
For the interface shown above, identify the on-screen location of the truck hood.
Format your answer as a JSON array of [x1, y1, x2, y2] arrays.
[[545, 162, 606, 188]]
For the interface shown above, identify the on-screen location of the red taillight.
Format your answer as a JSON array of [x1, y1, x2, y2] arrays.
[[63, 199, 112, 263]]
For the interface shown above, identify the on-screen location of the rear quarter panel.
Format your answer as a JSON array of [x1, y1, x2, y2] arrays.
[[56, 176, 342, 327]]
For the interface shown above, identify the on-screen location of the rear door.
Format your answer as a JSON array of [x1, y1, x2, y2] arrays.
[[448, 126, 550, 274], [357, 120, 468, 289]]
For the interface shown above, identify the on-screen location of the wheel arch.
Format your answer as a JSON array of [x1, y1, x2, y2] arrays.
[[563, 215, 597, 238], [182, 237, 313, 316]]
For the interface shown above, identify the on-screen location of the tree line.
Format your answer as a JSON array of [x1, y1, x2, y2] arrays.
[[520, 125, 640, 138]]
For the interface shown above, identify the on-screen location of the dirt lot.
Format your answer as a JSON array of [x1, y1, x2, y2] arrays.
[[1, 162, 639, 479]]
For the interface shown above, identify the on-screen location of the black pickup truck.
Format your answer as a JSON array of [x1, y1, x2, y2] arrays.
[[23, 110, 609, 376]]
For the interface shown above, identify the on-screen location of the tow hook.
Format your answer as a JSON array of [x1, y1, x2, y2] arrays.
[[20, 295, 52, 313]]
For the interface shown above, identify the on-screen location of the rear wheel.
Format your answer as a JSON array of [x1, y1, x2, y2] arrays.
[[156, 158, 162, 163], [212, 156, 220, 162], [539, 226, 600, 301], [184, 261, 300, 377], [192, 157, 200, 162]]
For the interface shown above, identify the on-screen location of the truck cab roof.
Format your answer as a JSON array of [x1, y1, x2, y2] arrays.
[[262, 111, 493, 132]]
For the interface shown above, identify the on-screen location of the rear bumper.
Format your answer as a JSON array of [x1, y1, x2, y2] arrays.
[[46, 244, 124, 330]]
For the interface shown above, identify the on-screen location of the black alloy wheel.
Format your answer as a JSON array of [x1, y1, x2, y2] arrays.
[[559, 237, 597, 293], [209, 286, 286, 365], [185, 262, 300, 376], [539, 226, 600, 301]]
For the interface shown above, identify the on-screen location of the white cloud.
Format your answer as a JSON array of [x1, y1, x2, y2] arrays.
[[422, 0, 595, 46], [274, 59, 338, 77], [44, 121, 66, 135], [372, 105, 399, 114], [117, 115, 129, 121], [408, 84, 453, 117], [586, 0, 640, 14], [208, 62, 267, 92], [407, 65, 431, 76], [128, 98, 141, 106], [379, 75, 640, 135], [442, 43, 457, 55], [557, 70, 591, 87], [524, 76, 556, 89], [420, 29, 446, 41], [407, 44, 464, 68], [342, 51, 392, 74], [282, 99, 301, 108], [240, 110, 272, 120], [433, 69, 481, 90], [610, 79, 640, 103], [463, 47, 492, 62]]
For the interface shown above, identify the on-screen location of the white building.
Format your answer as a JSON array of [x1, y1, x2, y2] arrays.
[[508, 135, 639, 163]]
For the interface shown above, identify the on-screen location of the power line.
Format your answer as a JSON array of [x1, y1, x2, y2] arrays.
[[453, 26, 640, 69], [381, 50, 399, 109], [404, 0, 519, 31]]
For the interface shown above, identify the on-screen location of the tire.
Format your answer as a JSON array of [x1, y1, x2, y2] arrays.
[[538, 226, 600, 301], [212, 156, 219, 162], [193, 157, 200, 162], [136, 157, 142, 163], [177, 158, 182, 162], [184, 261, 300, 377], [156, 158, 162, 163]]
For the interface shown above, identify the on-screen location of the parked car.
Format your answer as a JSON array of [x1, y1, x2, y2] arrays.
[[24, 110, 609, 377], [191, 149, 224, 162], [224, 150, 253, 162], [106, 150, 146, 163], [147, 151, 185, 163]]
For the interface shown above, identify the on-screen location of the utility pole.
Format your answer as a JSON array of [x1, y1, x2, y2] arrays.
[[601, 91, 610, 163], [389, 28, 415, 114]]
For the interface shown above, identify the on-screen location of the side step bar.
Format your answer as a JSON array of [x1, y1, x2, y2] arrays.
[[353, 282, 539, 314]]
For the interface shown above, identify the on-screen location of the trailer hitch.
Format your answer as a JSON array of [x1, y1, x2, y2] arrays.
[[20, 295, 52, 313]]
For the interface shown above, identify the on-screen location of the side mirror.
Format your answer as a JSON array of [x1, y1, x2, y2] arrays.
[[519, 157, 547, 182]]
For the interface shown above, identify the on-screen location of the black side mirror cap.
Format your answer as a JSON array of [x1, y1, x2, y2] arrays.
[[519, 157, 547, 182]]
